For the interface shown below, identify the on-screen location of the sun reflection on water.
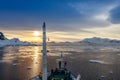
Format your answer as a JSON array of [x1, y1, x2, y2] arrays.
[[32, 47, 42, 76]]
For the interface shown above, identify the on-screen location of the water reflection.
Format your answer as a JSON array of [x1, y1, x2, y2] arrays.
[[0, 47, 16, 63], [0, 46, 43, 80], [0, 46, 119, 80], [32, 47, 42, 76]]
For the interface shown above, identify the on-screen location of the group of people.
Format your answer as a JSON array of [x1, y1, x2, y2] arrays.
[[50, 61, 67, 76], [59, 61, 67, 69]]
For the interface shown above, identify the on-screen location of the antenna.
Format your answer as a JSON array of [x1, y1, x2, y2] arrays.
[[42, 22, 47, 80]]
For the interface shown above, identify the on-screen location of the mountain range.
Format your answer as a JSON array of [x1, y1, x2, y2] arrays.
[[0, 32, 120, 50]]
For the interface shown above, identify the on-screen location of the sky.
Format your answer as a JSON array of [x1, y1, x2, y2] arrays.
[[0, 0, 120, 42]]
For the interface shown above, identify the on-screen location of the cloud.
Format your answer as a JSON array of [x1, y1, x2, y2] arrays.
[[45, 0, 117, 32], [0, 0, 119, 32], [109, 5, 120, 24], [67, 0, 117, 27], [68, 0, 116, 15]]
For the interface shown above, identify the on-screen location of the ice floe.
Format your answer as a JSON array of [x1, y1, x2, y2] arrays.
[[89, 60, 109, 64]]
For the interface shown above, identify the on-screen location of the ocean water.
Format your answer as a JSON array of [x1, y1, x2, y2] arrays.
[[0, 46, 120, 80]]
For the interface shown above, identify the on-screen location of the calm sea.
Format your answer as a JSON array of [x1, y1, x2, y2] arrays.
[[0, 46, 120, 80]]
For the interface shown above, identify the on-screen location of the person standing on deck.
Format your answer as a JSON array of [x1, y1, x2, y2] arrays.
[[64, 61, 67, 68], [59, 61, 62, 69]]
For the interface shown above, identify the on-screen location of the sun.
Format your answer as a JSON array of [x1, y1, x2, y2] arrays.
[[33, 31, 40, 37]]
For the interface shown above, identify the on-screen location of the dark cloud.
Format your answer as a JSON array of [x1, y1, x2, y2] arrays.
[[109, 5, 120, 24]]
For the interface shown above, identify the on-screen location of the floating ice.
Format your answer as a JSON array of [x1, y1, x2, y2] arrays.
[[89, 60, 109, 64], [12, 63, 17, 66], [100, 75, 105, 78], [109, 71, 113, 74]]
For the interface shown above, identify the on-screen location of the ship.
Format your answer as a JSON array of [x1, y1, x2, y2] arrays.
[[30, 22, 81, 80]]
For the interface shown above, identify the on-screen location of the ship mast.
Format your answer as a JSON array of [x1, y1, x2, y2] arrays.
[[42, 22, 47, 80]]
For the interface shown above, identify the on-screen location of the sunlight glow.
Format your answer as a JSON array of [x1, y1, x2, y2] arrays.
[[33, 31, 40, 37]]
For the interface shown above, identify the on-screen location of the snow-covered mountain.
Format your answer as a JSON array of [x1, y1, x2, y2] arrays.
[[48, 37, 120, 46], [0, 32, 36, 47], [79, 37, 120, 52], [0, 38, 36, 47], [47, 37, 120, 52], [81, 37, 120, 44], [0, 32, 7, 40]]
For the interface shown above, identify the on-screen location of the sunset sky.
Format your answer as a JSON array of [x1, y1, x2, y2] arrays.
[[0, 0, 120, 42]]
